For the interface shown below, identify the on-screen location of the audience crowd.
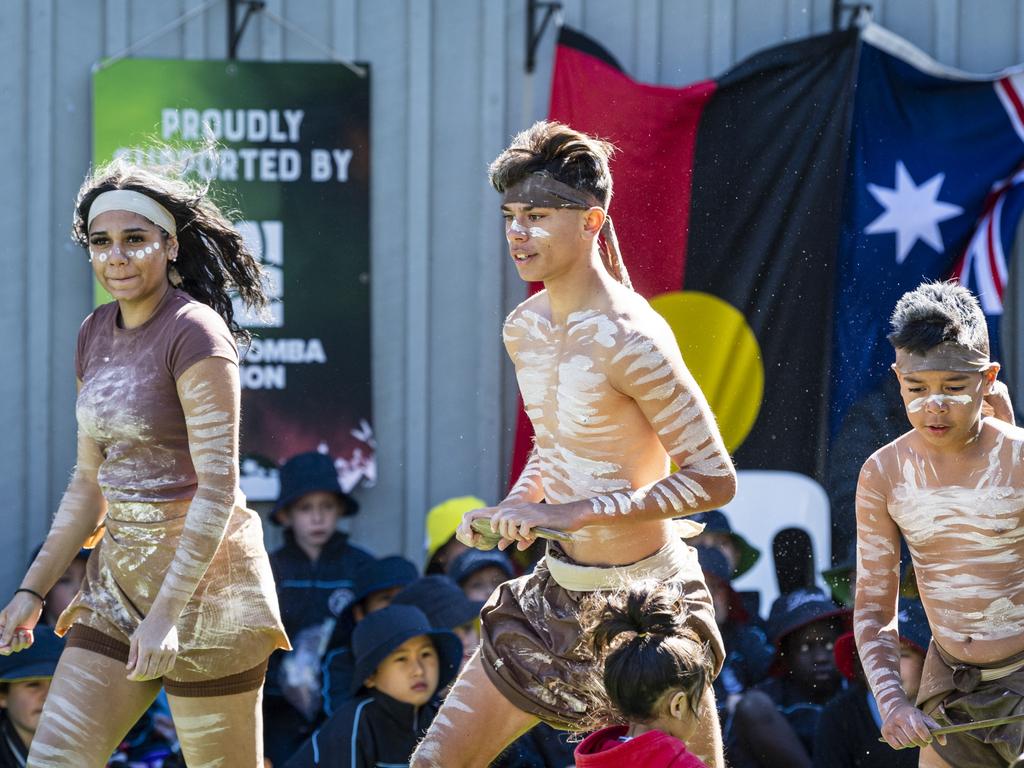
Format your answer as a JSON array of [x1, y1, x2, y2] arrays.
[[3, 449, 922, 767]]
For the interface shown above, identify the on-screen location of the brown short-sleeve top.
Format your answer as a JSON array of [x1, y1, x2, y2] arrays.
[[75, 288, 239, 502]]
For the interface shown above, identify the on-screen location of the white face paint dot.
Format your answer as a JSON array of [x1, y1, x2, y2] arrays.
[[153, 241, 160, 250], [144, 246, 152, 254]]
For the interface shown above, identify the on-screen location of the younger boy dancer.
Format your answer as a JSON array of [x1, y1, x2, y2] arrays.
[[411, 121, 736, 768], [854, 281, 1021, 767]]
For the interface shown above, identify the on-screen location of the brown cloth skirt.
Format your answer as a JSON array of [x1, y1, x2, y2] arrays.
[[479, 538, 724, 731], [55, 499, 290, 687], [917, 640, 1024, 767]]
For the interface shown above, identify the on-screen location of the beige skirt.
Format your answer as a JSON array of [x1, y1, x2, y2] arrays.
[[56, 499, 290, 684], [479, 538, 724, 731]]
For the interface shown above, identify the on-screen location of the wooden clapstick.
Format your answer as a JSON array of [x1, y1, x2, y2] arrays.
[[877, 711, 1024, 742], [471, 517, 574, 545]]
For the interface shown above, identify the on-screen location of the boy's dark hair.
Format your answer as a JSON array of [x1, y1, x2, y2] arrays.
[[488, 120, 615, 208], [888, 281, 989, 356], [580, 580, 713, 725]]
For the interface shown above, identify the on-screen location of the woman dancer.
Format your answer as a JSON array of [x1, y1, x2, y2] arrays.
[[0, 159, 289, 767]]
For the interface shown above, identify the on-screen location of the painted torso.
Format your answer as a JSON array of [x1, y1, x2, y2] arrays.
[[871, 422, 1024, 662], [504, 291, 700, 565]]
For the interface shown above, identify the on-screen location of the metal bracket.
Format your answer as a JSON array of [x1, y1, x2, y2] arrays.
[[526, 0, 562, 74], [832, 1, 872, 30], [228, 0, 266, 60]]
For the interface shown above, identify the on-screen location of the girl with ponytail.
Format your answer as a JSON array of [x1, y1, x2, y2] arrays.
[[574, 580, 716, 768]]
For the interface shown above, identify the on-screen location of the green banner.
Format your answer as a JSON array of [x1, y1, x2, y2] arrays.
[[93, 59, 373, 499]]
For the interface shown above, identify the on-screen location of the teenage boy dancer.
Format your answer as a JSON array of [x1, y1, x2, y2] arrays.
[[411, 121, 737, 768], [854, 281, 1022, 768]]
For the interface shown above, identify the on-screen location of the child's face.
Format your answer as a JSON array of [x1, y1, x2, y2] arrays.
[[453, 619, 481, 668], [0, 679, 51, 744], [282, 491, 343, 553], [365, 635, 440, 706], [502, 203, 597, 284], [460, 566, 506, 602], [355, 586, 403, 621], [894, 367, 992, 450], [45, 558, 87, 624], [899, 644, 926, 702], [782, 621, 841, 701]]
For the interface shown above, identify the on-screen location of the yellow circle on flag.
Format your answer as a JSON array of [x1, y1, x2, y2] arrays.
[[650, 291, 764, 453]]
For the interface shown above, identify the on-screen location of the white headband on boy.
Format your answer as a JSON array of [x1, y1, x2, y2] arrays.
[[87, 190, 177, 236]]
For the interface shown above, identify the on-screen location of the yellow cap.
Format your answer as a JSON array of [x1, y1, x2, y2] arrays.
[[426, 496, 487, 559]]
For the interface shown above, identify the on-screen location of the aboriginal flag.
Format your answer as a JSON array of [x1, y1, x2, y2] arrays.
[[510, 26, 859, 482]]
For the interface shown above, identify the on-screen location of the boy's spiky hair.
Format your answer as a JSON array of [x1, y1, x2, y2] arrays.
[[888, 281, 989, 356], [488, 120, 615, 207]]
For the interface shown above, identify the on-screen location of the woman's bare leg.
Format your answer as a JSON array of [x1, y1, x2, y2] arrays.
[[28, 648, 162, 767], [411, 650, 540, 768], [167, 685, 263, 768]]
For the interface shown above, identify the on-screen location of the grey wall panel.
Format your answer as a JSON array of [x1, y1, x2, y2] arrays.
[[7, 0, 1024, 594]]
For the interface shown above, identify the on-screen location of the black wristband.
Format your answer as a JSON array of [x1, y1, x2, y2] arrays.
[[15, 588, 45, 605]]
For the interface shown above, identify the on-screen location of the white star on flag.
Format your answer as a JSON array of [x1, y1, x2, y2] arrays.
[[864, 160, 964, 264]]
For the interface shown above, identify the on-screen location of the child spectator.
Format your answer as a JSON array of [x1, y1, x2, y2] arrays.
[[321, 556, 419, 715], [283, 605, 461, 768], [424, 496, 486, 574], [814, 600, 930, 768], [391, 575, 483, 669], [447, 550, 515, 602], [28, 546, 90, 628], [265, 451, 375, 766], [572, 579, 714, 767], [0, 626, 64, 767], [689, 510, 760, 578], [695, 546, 773, 732], [728, 588, 849, 768]]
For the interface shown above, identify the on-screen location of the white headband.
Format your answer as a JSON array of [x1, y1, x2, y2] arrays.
[[87, 190, 177, 236]]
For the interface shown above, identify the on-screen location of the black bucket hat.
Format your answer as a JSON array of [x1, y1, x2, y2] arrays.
[[447, 550, 515, 586], [272, 451, 359, 524], [350, 604, 462, 695], [391, 575, 484, 630], [689, 509, 760, 578], [341, 555, 420, 618], [0, 625, 65, 682], [696, 545, 732, 585], [766, 587, 850, 646]]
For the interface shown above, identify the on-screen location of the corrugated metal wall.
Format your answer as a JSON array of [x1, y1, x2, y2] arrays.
[[2, 0, 1023, 593]]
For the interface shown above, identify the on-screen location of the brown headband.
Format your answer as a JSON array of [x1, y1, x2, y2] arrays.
[[893, 342, 991, 374], [503, 174, 632, 289], [501, 173, 603, 210]]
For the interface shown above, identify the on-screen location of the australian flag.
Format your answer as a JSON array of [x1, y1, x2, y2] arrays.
[[831, 23, 1024, 438]]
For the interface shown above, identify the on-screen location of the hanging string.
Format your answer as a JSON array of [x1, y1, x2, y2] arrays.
[[93, 0, 366, 78], [94, 0, 222, 72], [260, 7, 367, 77]]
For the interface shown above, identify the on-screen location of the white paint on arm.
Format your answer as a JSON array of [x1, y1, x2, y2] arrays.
[[149, 358, 239, 621], [853, 458, 908, 721], [586, 326, 735, 520]]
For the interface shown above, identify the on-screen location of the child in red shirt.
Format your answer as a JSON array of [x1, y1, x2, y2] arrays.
[[574, 580, 714, 768]]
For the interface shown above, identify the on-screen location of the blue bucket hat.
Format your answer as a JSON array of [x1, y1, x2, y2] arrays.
[[350, 605, 462, 695], [689, 509, 760, 578], [696, 545, 732, 585], [343, 556, 419, 616], [766, 588, 850, 646], [272, 451, 360, 524], [447, 550, 515, 587], [391, 575, 483, 630], [0, 626, 65, 682]]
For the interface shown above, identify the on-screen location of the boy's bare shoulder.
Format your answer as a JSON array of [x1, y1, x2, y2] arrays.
[[601, 288, 675, 346], [985, 416, 1024, 444], [504, 290, 549, 325]]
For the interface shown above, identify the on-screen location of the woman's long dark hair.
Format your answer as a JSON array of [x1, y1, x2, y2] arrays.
[[580, 580, 714, 725], [72, 158, 267, 343]]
